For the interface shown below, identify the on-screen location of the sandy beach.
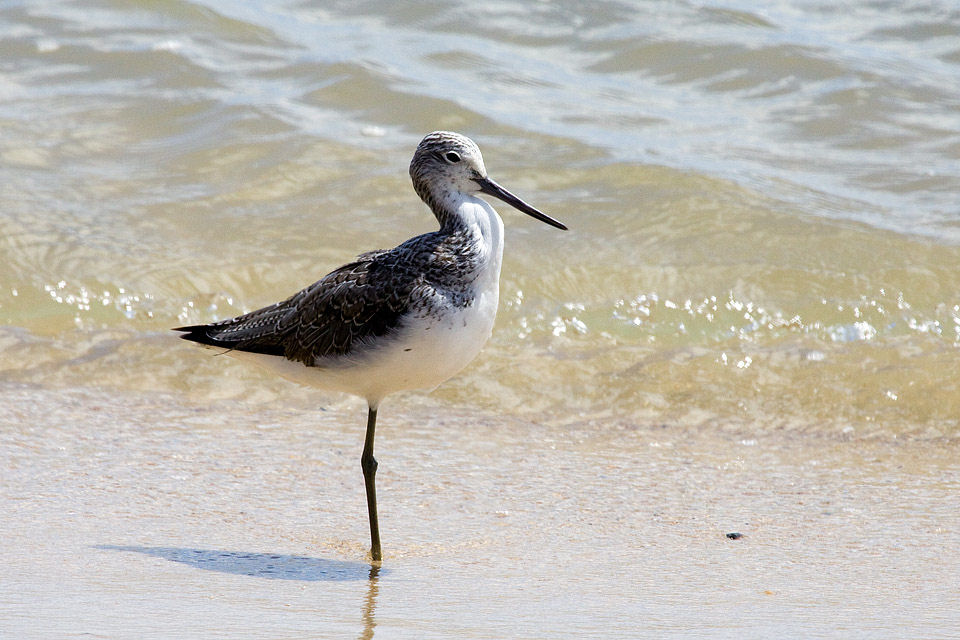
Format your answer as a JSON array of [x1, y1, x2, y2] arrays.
[[3, 383, 957, 638]]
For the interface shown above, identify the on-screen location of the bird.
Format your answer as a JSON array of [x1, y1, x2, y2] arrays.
[[174, 131, 567, 562]]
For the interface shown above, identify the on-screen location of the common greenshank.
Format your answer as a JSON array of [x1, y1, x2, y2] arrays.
[[174, 131, 567, 561]]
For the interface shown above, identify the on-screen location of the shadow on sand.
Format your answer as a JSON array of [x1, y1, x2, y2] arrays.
[[95, 545, 381, 582]]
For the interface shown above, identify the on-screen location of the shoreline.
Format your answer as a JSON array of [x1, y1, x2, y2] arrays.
[[2, 383, 957, 637]]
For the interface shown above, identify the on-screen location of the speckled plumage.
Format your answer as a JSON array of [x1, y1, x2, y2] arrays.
[[175, 131, 564, 385], [174, 225, 484, 365], [173, 131, 566, 562]]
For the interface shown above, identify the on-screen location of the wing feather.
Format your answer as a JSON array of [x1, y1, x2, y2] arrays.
[[174, 250, 423, 364]]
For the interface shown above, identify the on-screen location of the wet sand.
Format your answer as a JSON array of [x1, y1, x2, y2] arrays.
[[2, 383, 957, 639]]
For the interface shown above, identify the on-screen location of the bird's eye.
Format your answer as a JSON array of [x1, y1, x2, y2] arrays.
[[443, 151, 461, 163]]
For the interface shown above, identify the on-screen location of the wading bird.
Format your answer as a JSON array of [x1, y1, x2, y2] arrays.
[[175, 131, 567, 561]]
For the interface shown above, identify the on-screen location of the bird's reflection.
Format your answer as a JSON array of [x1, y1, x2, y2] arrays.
[[360, 564, 380, 640]]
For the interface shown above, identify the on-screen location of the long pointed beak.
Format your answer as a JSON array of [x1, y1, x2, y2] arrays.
[[475, 176, 567, 230]]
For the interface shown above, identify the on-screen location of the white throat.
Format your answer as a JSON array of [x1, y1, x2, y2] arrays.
[[449, 192, 505, 286]]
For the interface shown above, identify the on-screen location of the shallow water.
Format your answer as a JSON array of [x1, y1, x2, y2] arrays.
[[1, 0, 959, 637]]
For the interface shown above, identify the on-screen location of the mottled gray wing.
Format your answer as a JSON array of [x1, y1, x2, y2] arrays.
[[174, 250, 422, 364]]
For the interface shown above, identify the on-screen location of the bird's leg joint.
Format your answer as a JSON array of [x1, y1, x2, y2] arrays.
[[361, 453, 378, 476]]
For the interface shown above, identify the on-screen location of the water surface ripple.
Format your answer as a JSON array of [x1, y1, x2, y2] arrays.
[[2, 0, 959, 436]]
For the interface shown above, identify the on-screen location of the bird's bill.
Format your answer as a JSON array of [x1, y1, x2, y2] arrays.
[[475, 177, 568, 230]]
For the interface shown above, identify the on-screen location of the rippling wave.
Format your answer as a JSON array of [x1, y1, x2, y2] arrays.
[[1, 0, 958, 437]]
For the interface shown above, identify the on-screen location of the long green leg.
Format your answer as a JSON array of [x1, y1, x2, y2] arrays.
[[361, 406, 382, 562]]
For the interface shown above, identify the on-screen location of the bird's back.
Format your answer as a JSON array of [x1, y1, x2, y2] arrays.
[[174, 226, 487, 366]]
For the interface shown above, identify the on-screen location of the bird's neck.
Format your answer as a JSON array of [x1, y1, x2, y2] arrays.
[[441, 193, 504, 268]]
